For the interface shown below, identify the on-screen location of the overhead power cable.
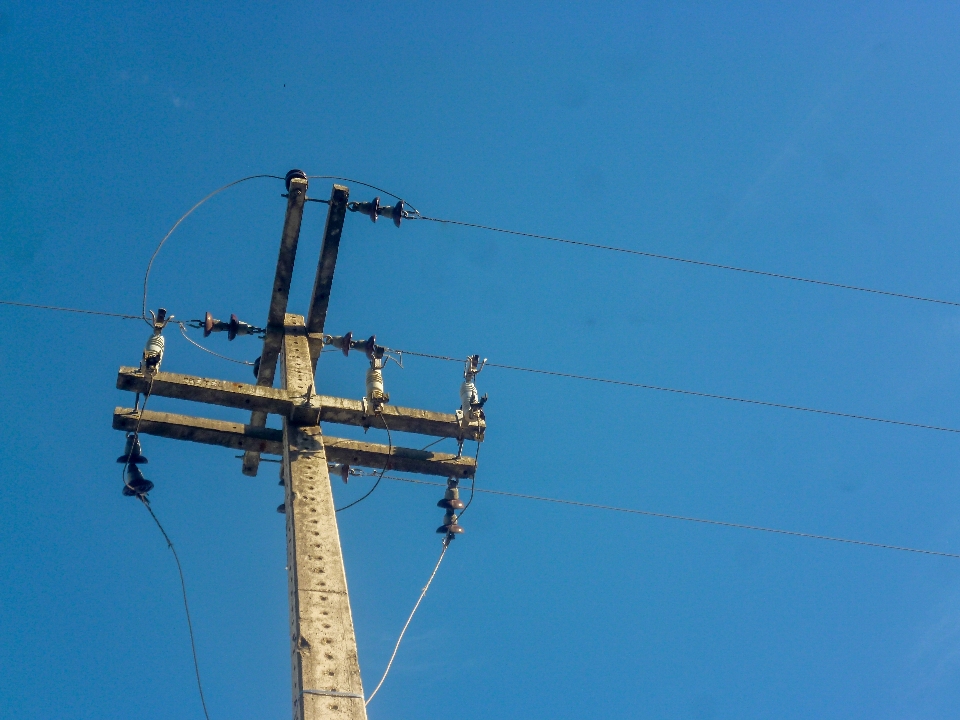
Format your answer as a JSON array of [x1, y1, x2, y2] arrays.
[[393, 348, 960, 436], [410, 215, 960, 309], [140, 499, 212, 720], [377, 475, 960, 561], [0, 299, 141, 320], [4, 299, 960, 437]]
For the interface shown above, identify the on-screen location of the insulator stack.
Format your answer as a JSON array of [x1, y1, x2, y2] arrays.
[[202, 312, 263, 340], [117, 432, 153, 498], [436, 477, 465, 538], [365, 365, 389, 410], [141, 307, 172, 376], [348, 197, 406, 227]]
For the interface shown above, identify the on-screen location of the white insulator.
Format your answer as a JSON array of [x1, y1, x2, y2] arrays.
[[366, 366, 385, 401], [141, 333, 165, 375], [460, 380, 479, 415]]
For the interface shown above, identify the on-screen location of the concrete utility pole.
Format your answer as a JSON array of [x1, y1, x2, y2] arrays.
[[113, 172, 485, 720]]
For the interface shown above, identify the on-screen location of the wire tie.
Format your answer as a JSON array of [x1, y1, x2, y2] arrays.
[[301, 689, 364, 700]]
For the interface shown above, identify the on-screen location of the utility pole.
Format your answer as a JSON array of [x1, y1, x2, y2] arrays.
[[113, 171, 486, 719]]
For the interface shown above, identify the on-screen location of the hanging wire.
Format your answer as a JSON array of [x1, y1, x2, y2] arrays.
[[177, 322, 256, 366], [335, 415, 393, 512], [408, 215, 960, 309], [141, 174, 285, 325], [365, 540, 449, 706], [120, 380, 210, 719], [139, 499, 212, 720], [390, 348, 960, 436], [0, 299, 142, 320], [377, 474, 960, 561]]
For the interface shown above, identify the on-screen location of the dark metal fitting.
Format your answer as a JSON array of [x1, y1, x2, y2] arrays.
[[285, 169, 307, 191], [122, 464, 154, 498], [117, 433, 148, 465]]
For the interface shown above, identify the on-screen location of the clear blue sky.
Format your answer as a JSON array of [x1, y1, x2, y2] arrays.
[[3, 2, 960, 718]]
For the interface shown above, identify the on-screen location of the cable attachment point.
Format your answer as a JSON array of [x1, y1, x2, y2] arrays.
[[347, 197, 407, 227], [198, 311, 265, 340], [436, 477, 466, 539], [118, 433, 154, 498], [456, 354, 488, 441], [328, 462, 362, 484], [141, 308, 173, 377]]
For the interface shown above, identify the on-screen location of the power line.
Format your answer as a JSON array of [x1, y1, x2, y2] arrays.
[[393, 348, 960, 436], [0, 299, 141, 320], [140, 499, 211, 720], [410, 215, 960, 309], [376, 475, 960, 561], [5, 298, 960, 437]]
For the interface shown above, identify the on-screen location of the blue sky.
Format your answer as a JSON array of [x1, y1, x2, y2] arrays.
[[3, 2, 960, 718]]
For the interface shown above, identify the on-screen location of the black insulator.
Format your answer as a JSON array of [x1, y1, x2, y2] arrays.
[[277, 503, 286, 514], [351, 197, 381, 222], [390, 200, 405, 227], [122, 464, 154, 498], [227, 314, 240, 341], [438, 483, 465, 510], [285, 169, 307, 191], [341, 331, 353, 357], [363, 335, 378, 360], [203, 311, 215, 337], [253, 356, 261, 379], [436, 510, 464, 535], [117, 433, 148, 465]]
